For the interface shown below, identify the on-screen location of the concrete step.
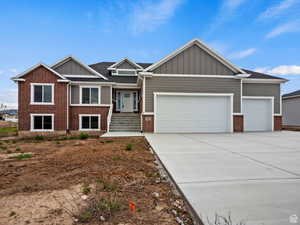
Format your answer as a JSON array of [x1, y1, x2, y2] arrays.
[[110, 128, 141, 132]]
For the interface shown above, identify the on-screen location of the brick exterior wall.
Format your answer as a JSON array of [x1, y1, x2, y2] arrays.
[[233, 115, 244, 132], [274, 115, 282, 131], [69, 106, 109, 131], [18, 66, 68, 131], [142, 115, 154, 132]]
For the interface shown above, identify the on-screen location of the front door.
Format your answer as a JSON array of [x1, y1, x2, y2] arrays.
[[121, 92, 134, 112]]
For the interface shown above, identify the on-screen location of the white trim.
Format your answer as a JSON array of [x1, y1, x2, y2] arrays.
[[144, 38, 245, 74], [240, 79, 243, 114], [151, 74, 239, 79], [282, 95, 300, 100], [242, 96, 275, 100], [279, 83, 282, 115], [233, 113, 243, 116], [66, 83, 69, 130], [142, 112, 154, 115], [153, 92, 234, 133], [112, 69, 138, 76], [70, 81, 115, 85], [30, 83, 55, 105], [243, 78, 286, 84], [57, 79, 70, 83], [51, 56, 108, 80], [274, 113, 282, 116], [142, 77, 146, 113], [242, 96, 274, 131], [12, 78, 25, 82], [70, 104, 111, 107], [30, 114, 54, 132], [79, 114, 101, 131], [12, 63, 67, 80], [63, 75, 98, 78], [79, 86, 101, 105], [108, 58, 143, 70]]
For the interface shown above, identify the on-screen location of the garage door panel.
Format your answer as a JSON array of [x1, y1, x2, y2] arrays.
[[243, 99, 273, 132], [155, 95, 232, 133]]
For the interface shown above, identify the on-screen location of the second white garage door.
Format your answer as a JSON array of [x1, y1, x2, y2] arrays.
[[243, 97, 273, 131], [154, 93, 233, 133]]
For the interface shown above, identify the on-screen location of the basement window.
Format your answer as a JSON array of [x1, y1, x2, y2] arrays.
[[79, 115, 100, 131], [31, 114, 54, 131]]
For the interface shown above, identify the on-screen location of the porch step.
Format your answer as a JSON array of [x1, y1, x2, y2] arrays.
[[109, 113, 141, 132]]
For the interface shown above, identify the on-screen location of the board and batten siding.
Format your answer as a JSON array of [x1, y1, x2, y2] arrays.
[[145, 77, 241, 113], [55, 59, 94, 75], [242, 83, 280, 114], [283, 97, 300, 126], [117, 61, 138, 69], [70, 85, 111, 105], [153, 45, 235, 75]]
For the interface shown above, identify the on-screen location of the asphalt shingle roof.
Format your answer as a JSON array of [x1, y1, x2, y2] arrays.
[[283, 89, 300, 98], [84, 62, 286, 84]]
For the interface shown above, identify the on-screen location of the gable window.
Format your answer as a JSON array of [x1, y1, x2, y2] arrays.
[[31, 114, 54, 131], [80, 86, 100, 105], [31, 83, 54, 104], [79, 114, 100, 131], [112, 69, 137, 76]]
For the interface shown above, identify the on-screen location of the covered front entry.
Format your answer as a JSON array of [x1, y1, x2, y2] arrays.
[[154, 93, 233, 133], [115, 90, 139, 113]]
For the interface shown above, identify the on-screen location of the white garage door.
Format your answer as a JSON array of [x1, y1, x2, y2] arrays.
[[155, 94, 232, 133], [243, 98, 273, 131]]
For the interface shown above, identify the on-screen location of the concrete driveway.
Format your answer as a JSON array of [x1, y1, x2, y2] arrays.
[[145, 132, 300, 225]]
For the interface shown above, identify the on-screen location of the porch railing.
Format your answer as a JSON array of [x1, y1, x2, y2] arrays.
[[107, 104, 113, 132]]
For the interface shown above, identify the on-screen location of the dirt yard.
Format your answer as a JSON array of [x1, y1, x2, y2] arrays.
[[0, 136, 194, 225]]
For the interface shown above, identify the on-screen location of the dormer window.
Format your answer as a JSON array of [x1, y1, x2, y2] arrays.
[[112, 69, 137, 76]]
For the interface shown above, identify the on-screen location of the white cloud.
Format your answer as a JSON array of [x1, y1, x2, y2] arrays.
[[266, 20, 300, 38], [223, 0, 248, 11], [0, 71, 4, 75], [254, 65, 300, 75], [258, 0, 298, 20], [229, 48, 257, 59], [130, 0, 184, 34], [0, 88, 18, 109], [8, 68, 18, 74]]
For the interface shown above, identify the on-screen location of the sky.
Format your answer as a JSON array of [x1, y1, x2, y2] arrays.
[[1, 0, 300, 109]]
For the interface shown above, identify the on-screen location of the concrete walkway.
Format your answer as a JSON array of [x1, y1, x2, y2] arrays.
[[145, 132, 300, 225], [102, 132, 144, 137]]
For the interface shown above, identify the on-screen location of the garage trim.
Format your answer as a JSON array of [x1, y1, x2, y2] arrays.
[[153, 92, 234, 133], [242, 96, 274, 131]]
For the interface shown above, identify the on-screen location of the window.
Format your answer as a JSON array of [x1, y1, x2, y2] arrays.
[[79, 115, 100, 130], [112, 69, 137, 76], [31, 114, 54, 131], [133, 92, 138, 111], [116, 92, 121, 111], [80, 87, 100, 105], [31, 83, 54, 104]]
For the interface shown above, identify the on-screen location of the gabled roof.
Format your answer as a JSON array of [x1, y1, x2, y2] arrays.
[[107, 58, 144, 70], [144, 39, 246, 74], [51, 56, 108, 80], [283, 89, 300, 99], [11, 63, 68, 81]]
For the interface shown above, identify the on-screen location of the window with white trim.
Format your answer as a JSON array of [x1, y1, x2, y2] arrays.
[[31, 114, 54, 131], [31, 83, 54, 104], [112, 69, 137, 76], [79, 115, 100, 130], [80, 87, 100, 105]]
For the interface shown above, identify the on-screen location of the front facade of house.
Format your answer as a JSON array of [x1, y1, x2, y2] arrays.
[[282, 90, 300, 128], [12, 39, 286, 136]]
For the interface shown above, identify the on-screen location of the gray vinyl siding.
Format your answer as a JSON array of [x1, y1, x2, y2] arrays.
[[101, 86, 111, 104], [70, 85, 111, 105], [283, 97, 300, 126], [55, 59, 94, 75], [153, 45, 235, 75], [145, 77, 241, 113], [242, 83, 281, 114], [71, 85, 80, 104], [117, 61, 137, 69]]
